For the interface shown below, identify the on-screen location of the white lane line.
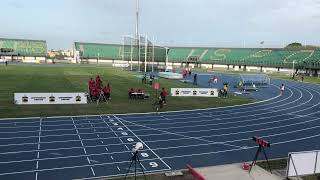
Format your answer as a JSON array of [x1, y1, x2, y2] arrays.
[[0, 84, 290, 132], [120, 85, 303, 127], [0, 84, 302, 138], [3, 130, 320, 177], [35, 117, 42, 180], [5, 120, 320, 164], [90, 167, 95, 176], [72, 117, 95, 177], [132, 96, 319, 136], [115, 115, 172, 170], [120, 118, 242, 149], [100, 116, 125, 146], [105, 147, 109, 151], [118, 83, 288, 119], [0, 149, 152, 164], [124, 145, 130, 151], [162, 131, 320, 160], [0, 95, 319, 157], [110, 156, 114, 160], [117, 166, 120, 172], [140, 163, 146, 170], [0, 102, 319, 157]]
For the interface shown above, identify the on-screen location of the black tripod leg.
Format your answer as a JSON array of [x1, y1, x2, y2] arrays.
[[249, 146, 261, 173], [124, 159, 134, 180], [262, 147, 272, 174], [136, 155, 147, 180], [134, 157, 137, 180]]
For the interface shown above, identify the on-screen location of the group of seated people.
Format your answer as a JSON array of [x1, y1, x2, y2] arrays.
[[128, 88, 145, 99], [88, 75, 111, 101]]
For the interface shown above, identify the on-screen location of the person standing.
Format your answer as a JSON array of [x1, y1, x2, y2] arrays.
[[280, 84, 285, 95], [160, 87, 167, 105], [104, 83, 111, 100], [213, 75, 218, 84], [96, 75, 102, 89], [193, 74, 197, 85], [188, 68, 192, 76], [88, 78, 95, 91], [5, 60, 8, 66]]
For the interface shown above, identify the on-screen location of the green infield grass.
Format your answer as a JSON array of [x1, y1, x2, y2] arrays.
[[0, 64, 253, 118]]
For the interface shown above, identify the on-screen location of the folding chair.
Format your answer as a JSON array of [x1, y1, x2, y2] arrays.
[[97, 92, 108, 105]]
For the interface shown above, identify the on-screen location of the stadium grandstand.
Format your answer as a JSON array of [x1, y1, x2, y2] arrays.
[[74, 42, 320, 75], [0, 38, 47, 63]]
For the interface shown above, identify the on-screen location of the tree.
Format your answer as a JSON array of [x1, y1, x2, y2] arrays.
[[285, 42, 303, 49]]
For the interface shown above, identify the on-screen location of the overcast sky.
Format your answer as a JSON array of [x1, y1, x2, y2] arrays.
[[1, 0, 320, 49]]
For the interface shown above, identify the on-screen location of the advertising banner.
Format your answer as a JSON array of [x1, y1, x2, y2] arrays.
[[14, 93, 87, 105], [171, 88, 218, 97]]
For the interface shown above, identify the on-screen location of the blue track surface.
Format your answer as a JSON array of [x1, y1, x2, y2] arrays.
[[1, 74, 320, 180]]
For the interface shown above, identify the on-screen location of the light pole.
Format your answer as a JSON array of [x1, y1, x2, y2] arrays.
[[292, 60, 296, 77]]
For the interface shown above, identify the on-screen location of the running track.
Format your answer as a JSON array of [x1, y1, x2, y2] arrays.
[[0, 78, 320, 179]]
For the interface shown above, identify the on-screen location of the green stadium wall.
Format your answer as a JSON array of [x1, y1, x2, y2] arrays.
[[74, 42, 320, 69], [0, 38, 47, 57]]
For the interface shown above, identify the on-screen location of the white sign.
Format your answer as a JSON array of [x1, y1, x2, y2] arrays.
[[14, 93, 87, 105], [287, 150, 320, 177], [171, 88, 218, 97]]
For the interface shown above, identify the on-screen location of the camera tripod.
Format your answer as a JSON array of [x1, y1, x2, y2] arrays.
[[123, 151, 147, 180]]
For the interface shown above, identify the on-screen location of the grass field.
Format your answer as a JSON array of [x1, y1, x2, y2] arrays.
[[0, 64, 253, 118]]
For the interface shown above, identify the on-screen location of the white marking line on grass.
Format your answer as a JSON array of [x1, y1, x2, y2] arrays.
[[72, 117, 95, 177], [114, 115, 172, 170]]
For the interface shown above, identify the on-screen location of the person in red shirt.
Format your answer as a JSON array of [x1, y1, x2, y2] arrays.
[[90, 87, 97, 100], [88, 78, 95, 90], [182, 70, 186, 79], [104, 83, 111, 100], [96, 75, 102, 89], [129, 88, 135, 99], [137, 88, 143, 99], [188, 68, 192, 76], [160, 87, 167, 105], [149, 74, 154, 85]]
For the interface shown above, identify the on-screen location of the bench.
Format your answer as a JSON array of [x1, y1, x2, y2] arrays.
[[130, 92, 150, 99]]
